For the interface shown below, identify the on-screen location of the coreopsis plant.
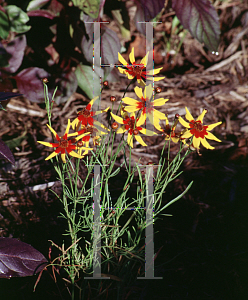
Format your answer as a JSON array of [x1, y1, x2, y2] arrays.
[[37, 61, 222, 299], [118, 47, 165, 86], [121, 84, 168, 131], [178, 107, 222, 149]]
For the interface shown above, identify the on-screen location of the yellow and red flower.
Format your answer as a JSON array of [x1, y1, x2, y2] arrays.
[[110, 110, 157, 148], [38, 119, 92, 163], [163, 118, 184, 144], [178, 107, 222, 149], [121, 84, 168, 131], [71, 96, 109, 129], [75, 121, 110, 155], [118, 48, 165, 86]]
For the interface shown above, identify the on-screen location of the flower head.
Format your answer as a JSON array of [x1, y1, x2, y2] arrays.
[[110, 110, 157, 148], [75, 121, 109, 155], [118, 48, 165, 86], [163, 119, 185, 144], [122, 84, 168, 131], [38, 119, 92, 163], [178, 107, 222, 149], [71, 96, 109, 130]]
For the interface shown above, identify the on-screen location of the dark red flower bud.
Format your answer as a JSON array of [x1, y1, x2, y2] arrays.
[[111, 122, 118, 129], [77, 141, 83, 147], [175, 113, 180, 119], [155, 87, 162, 93], [110, 96, 116, 102], [42, 78, 48, 83], [133, 128, 139, 135], [103, 81, 108, 87]]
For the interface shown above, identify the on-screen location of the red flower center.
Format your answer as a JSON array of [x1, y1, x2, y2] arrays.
[[131, 65, 143, 76], [59, 138, 69, 148], [189, 120, 208, 138], [78, 108, 91, 118], [123, 116, 141, 135]]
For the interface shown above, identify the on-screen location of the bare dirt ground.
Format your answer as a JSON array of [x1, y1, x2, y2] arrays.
[[0, 1, 248, 299]]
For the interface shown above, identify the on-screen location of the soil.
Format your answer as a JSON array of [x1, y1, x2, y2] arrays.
[[1, 1, 248, 299]]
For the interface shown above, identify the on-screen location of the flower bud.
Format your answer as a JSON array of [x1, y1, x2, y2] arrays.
[[155, 87, 162, 93], [175, 113, 180, 119], [111, 122, 118, 129], [103, 81, 108, 87], [77, 141, 83, 147], [42, 78, 48, 83], [110, 96, 116, 102], [133, 128, 139, 135]]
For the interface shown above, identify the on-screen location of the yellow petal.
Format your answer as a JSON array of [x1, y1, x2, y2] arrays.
[[71, 118, 79, 130], [118, 67, 128, 75], [118, 52, 128, 66], [207, 121, 222, 131], [200, 137, 215, 149], [127, 133, 133, 148], [153, 98, 169, 106], [137, 113, 146, 126], [45, 151, 58, 161], [88, 96, 99, 107], [185, 107, 194, 122], [139, 128, 157, 136], [140, 52, 149, 65], [76, 132, 90, 141], [146, 67, 163, 75], [129, 47, 135, 64], [192, 136, 200, 149], [110, 112, 124, 124], [69, 150, 84, 159], [61, 153, 66, 163], [135, 134, 147, 146], [124, 106, 139, 113], [178, 116, 190, 128], [205, 131, 222, 142], [37, 141, 56, 147], [46, 124, 58, 138], [153, 109, 167, 120], [137, 78, 146, 86], [134, 86, 143, 99], [122, 97, 139, 106], [144, 84, 153, 100], [147, 76, 165, 82], [181, 130, 192, 139], [116, 126, 126, 134], [197, 109, 207, 122], [65, 119, 71, 135]]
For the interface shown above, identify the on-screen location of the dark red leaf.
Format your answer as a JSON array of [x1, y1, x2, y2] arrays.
[[1, 35, 27, 73], [0, 139, 15, 165], [0, 92, 22, 101], [172, 0, 220, 51], [133, 0, 165, 34], [14, 67, 51, 103], [0, 238, 47, 278], [27, 10, 55, 19]]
